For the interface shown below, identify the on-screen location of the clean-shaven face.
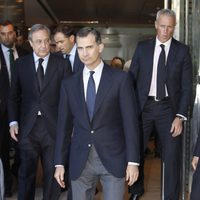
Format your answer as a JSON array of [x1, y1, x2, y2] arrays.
[[76, 33, 104, 70], [155, 14, 176, 43], [29, 29, 50, 58]]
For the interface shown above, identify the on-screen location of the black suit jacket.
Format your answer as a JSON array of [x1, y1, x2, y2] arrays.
[[129, 37, 193, 117], [8, 53, 71, 139], [55, 50, 84, 73], [0, 45, 29, 115], [194, 133, 200, 157], [55, 63, 140, 180]]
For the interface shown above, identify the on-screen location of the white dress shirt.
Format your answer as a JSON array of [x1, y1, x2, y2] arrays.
[[83, 60, 103, 98], [68, 44, 76, 70], [148, 37, 171, 97], [33, 52, 49, 74], [1, 44, 19, 82]]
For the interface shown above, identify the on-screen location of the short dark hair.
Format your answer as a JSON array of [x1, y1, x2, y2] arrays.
[[111, 56, 125, 66], [76, 27, 102, 44], [0, 20, 14, 28], [53, 25, 75, 38]]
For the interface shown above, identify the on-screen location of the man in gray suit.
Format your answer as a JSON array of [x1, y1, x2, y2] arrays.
[[54, 27, 140, 200]]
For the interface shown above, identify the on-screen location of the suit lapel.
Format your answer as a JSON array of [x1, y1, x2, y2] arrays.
[[148, 39, 156, 75], [41, 54, 57, 92], [166, 38, 178, 72], [93, 65, 112, 117], [0, 46, 6, 67], [73, 72, 91, 126], [142, 39, 155, 90], [73, 51, 84, 73], [0, 45, 9, 86], [28, 54, 40, 93]]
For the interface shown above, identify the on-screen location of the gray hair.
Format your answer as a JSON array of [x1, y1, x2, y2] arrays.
[[156, 9, 176, 21], [28, 24, 51, 41]]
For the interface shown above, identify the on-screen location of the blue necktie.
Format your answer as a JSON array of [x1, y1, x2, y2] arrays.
[[86, 71, 96, 121], [157, 44, 166, 99]]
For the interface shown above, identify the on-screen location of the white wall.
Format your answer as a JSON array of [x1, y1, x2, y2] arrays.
[[98, 27, 155, 63]]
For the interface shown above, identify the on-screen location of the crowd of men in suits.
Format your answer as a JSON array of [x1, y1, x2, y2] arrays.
[[0, 8, 200, 200]]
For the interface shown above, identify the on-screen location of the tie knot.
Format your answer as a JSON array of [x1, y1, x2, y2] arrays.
[[89, 71, 95, 76], [39, 58, 44, 65], [8, 48, 14, 53], [65, 54, 70, 59], [160, 44, 165, 50]]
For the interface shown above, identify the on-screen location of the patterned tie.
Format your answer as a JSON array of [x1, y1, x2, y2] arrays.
[[9, 48, 15, 77], [156, 44, 166, 99], [86, 71, 96, 121], [37, 58, 44, 91]]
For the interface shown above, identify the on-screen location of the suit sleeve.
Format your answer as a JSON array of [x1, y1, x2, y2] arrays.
[[54, 80, 73, 166], [59, 56, 72, 78], [177, 46, 193, 116], [128, 43, 140, 86], [194, 132, 200, 157], [7, 59, 21, 123], [119, 73, 140, 163]]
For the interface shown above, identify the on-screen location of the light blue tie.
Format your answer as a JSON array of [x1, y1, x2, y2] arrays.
[[86, 71, 96, 121]]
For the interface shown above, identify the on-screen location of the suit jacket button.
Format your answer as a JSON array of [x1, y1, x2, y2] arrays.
[[91, 130, 94, 134], [88, 144, 91, 147]]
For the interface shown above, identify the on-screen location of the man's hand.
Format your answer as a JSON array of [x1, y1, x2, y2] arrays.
[[54, 166, 65, 188], [10, 124, 19, 141], [126, 165, 139, 186], [192, 156, 199, 171], [170, 117, 183, 137]]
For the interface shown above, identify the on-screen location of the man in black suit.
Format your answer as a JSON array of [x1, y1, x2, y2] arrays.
[[190, 133, 200, 200], [128, 9, 193, 200], [0, 20, 29, 197], [8, 24, 71, 200], [54, 27, 140, 200], [53, 25, 84, 73]]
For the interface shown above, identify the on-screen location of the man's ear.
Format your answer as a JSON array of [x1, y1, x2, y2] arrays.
[[155, 20, 158, 29], [99, 43, 104, 53], [29, 40, 33, 48]]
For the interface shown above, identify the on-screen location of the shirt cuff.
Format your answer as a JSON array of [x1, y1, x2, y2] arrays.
[[9, 121, 18, 127], [128, 162, 139, 166], [55, 165, 64, 167], [176, 114, 187, 121]]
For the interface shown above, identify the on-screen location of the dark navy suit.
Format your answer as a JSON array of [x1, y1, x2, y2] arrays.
[[129, 37, 193, 199], [8, 53, 71, 200], [0, 45, 29, 196], [191, 133, 200, 200], [55, 50, 84, 73], [55, 63, 140, 181]]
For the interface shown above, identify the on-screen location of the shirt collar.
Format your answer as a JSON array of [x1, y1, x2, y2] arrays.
[[69, 44, 76, 56], [33, 52, 50, 63], [156, 37, 172, 49], [83, 60, 104, 75], [1, 44, 16, 53]]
